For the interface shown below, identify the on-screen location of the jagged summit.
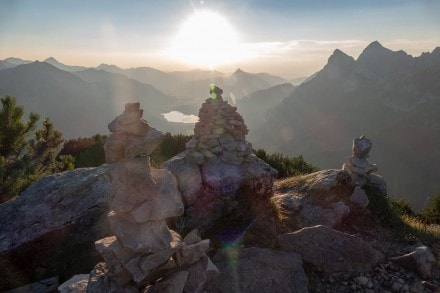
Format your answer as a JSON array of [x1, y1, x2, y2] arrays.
[[327, 49, 355, 65]]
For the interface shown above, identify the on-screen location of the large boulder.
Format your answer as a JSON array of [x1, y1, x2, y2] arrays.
[[205, 247, 309, 293], [390, 246, 437, 278], [0, 165, 114, 291], [279, 225, 384, 273], [272, 169, 352, 230]]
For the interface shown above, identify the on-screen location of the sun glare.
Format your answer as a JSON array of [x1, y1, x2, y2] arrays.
[[167, 10, 243, 68]]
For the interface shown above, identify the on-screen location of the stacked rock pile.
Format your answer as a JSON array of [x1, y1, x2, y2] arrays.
[[88, 103, 219, 292], [185, 92, 254, 166], [162, 87, 278, 233], [342, 135, 379, 186]]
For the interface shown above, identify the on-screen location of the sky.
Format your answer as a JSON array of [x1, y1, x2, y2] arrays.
[[1, 0, 439, 78]]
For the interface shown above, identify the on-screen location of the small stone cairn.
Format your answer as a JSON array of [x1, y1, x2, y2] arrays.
[[342, 135, 378, 186], [185, 85, 255, 166], [342, 135, 387, 208], [88, 103, 219, 292]]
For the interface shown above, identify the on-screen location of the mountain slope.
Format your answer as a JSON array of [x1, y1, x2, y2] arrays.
[[253, 42, 440, 209], [0, 62, 187, 137], [237, 83, 295, 133], [44, 57, 88, 72]]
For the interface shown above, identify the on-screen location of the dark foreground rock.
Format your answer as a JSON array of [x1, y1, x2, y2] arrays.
[[205, 247, 309, 293], [279, 225, 385, 273], [0, 165, 114, 291]]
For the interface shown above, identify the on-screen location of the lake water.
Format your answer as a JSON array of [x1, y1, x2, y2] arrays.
[[162, 111, 199, 123]]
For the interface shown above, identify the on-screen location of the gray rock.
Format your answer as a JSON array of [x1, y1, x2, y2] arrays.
[[202, 162, 242, 196], [104, 128, 164, 163], [94, 236, 133, 284], [0, 165, 113, 291], [110, 158, 156, 213], [143, 270, 189, 293], [206, 247, 308, 293], [272, 193, 350, 230], [350, 186, 369, 208], [108, 212, 172, 253], [129, 169, 184, 222], [184, 255, 220, 293], [5, 276, 59, 293], [353, 135, 372, 158], [183, 229, 201, 245], [367, 174, 387, 194], [86, 262, 138, 293], [161, 152, 203, 206], [58, 274, 89, 293], [307, 169, 349, 192], [390, 246, 437, 278], [176, 239, 210, 266], [279, 225, 384, 273]]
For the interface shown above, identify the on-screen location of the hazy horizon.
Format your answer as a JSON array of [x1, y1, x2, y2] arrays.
[[1, 0, 440, 79]]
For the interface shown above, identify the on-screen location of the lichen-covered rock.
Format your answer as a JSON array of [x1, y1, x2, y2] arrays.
[[279, 225, 384, 273]]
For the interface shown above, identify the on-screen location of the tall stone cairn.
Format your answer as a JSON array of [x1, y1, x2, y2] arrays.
[[185, 90, 254, 166], [88, 103, 219, 292]]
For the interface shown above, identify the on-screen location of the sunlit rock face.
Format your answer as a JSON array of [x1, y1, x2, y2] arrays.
[[162, 88, 277, 233], [86, 102, 218, 291]]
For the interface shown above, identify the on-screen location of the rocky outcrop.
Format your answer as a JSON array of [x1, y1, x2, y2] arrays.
[[205, 247, 309, 293], [72, 103, 219, 292], [162, 88, 277, 233], [272, 169, 352, 230], [0, 165, 114, 291], [390, 246, 437, 278], [58, 274, 89, 293], [279, 225, 385, 273]]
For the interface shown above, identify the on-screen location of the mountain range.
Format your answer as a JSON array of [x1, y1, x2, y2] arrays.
[[252, 41, 440, 210], [2, 41, 439, 209], [0, 57, 290, 138]]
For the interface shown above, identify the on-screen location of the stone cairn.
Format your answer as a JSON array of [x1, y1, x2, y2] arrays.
[[89, 103, 219, 292], [162, 86, 277, 233], [185, 85, 255, 166], [342, 135, 386, 208], [342, 135, 378, 186]]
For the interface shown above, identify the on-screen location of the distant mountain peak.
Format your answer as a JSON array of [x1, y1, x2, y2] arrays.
[[44, 57, 58, 62], [358, 41, 394, 60], [234, 68, 245, 75], [366, 40, 383, 49], [325, 49, 355, 68]]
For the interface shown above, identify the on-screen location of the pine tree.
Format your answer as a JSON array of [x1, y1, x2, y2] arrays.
[[0, 96, 39, 202], [0, 95, 69, 203]]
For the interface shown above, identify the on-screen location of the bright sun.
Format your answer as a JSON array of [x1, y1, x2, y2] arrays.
[[167, 10, 243, 68]]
